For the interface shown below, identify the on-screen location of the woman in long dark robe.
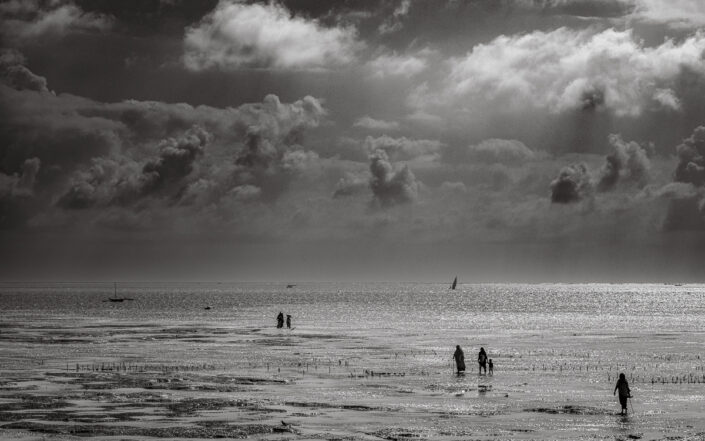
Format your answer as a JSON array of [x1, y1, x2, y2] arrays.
[[453, 345, 465, 374]]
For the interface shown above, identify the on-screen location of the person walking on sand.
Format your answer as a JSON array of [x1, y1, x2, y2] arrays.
[[478, 347, 488, 375], [613, 373, 632, 415], [286, 314, 292, 329], [276, 312, 284, 328], [453, 345, 465, 375], [488, 359, 494, 375]]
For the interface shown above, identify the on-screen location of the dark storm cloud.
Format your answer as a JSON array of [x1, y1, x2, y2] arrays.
[[58, 126, 211, 209], [332, 148, 421, 206], [0, 49, 49, 92], [550, 163, 592, 203], [0, 56, 327, 228], [596, 134, 650, 192], [550, 133, 651, 203], [369, 149, 419, 207], [674, 126, 705, 187], [663, 125, 705, 231]]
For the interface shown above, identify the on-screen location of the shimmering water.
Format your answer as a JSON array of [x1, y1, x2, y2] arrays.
[[1, 282, 704, 440]]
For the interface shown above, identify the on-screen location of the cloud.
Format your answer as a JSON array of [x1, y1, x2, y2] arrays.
[[365, 50, 431, 79], [1, 58, 329, 227], [550, 163, 593, 203], [630, 0, 705, 28], [653, 125, 705, 230], [465, 139, 536, 165], [229, 184, 262, 202], [369, 149, 419, 207], [183, 0, 361, 70], [416, 27, 705, 117], [0, 0, 111, 41], [378, 0, 411, 35], [0, 49, 49, 92], [596, 134, 650, 191], [674, 126, 705, 187], [353, 116, 400, 131], [58, 126, 211, 209], [333, 173, 368, 198]]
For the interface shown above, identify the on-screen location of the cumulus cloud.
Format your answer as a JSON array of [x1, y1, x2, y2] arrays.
[[229, 184, 262, 202], [369, 149, 419, 207], [631, 0, 705, 28], [366, 49, 431, 79], [0, 49, 49, 92], [0, 0, 111, 41], [550, 163, 593, 203], [465, 139, 536, 166], [353, 116, 400, 131], [674, 126, 705, 187], [183, 0, 361, 70], [417, 27, 705, 116], [596, 134, 650, 192], [0, 57, 329, 227], [58, 126, 212, 209]]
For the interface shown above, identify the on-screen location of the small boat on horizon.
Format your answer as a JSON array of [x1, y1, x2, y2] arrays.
[[286, 284, 296, 288], [108, 282, 133, 302], [451, 276, 457, 290]]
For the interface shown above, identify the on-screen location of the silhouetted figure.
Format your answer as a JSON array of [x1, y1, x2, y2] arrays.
[[286, 314, 292, 329], [478, 347, 488, 375], [453, 345, 465, 374], [488, 359, 494, 375], [276, 312, 284, 328], [614, 373, 631, 415]]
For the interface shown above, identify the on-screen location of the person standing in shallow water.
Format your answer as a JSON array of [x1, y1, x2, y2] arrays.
[[286, 314, 292, 329], [276, 312, 284, 328], [478, 347, 488, 375], [488, 359, 494, 375], [614, 373, 631, 415], [453, 345, 465, 375]]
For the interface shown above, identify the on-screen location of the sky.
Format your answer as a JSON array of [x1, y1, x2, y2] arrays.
[[3, 0, 705, 282]]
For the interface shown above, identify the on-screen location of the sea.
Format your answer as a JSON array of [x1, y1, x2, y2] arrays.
[[0, 282, 704, 440]]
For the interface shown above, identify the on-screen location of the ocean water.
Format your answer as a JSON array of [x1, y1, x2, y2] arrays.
[[1, 282, 704, 440]]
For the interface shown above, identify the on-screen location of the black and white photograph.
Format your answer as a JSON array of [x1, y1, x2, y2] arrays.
[[2, 0, 705, 439]]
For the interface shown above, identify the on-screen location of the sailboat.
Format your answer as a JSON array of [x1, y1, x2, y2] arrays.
[[108, 282, 133, 302], [450, 276, 457, 290]]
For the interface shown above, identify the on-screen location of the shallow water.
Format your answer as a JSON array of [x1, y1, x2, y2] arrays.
[[1, 282, 704, 440]]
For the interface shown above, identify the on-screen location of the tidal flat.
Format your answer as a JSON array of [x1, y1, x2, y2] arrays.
[[1, 282, 704, 440]]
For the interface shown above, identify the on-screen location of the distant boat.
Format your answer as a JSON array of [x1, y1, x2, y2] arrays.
[[451, 276, 457, 290], [286, 284, 296, 288], [108, 282, 133, 302]]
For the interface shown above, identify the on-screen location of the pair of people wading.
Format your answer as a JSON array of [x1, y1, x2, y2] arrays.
[[454, 346, 491, 375], [276, 312, 292, 329]]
